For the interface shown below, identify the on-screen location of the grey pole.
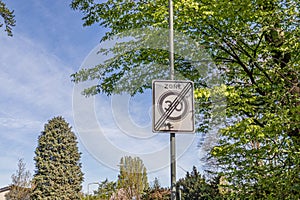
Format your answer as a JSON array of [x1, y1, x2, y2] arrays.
[[168, 0, 176, 200], [170, 132, 176, 200], [169, 0, 174, 80]]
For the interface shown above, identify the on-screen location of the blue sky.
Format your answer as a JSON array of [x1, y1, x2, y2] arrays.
[[0, 0, 206, 193]]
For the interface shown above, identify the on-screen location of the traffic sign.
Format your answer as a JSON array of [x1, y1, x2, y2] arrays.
[[152, 80, 195, 133]]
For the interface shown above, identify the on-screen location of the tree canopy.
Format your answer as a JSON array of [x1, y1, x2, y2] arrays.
[[94, 179, 117, 200], [31, 116, 84, 200], [0, 1, 15, 36], [177, 166, 221, 200], [71, 0, 300, 198], [117, 156, 149, 200], [5, 159, 31, 200], [142, 178, 170, 200]]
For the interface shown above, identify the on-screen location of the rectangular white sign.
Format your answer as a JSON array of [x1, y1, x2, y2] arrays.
[[152, 80, 195, 133]]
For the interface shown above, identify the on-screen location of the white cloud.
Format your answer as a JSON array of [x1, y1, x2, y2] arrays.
[[0, 33, 75, 187], [0, 117, 41, 130], [0, 34, 74, 119]]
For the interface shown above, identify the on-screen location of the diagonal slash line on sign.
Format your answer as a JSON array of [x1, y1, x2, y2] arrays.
[[154, 83, 191, 130], [155, 83, 190, 129], [154, 82, 192, 130]]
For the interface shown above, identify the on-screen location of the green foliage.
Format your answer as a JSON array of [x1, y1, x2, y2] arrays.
[[94, 179, 117, 200], [71, 0, 300, 198], [142, 177, 170, 200], [31, 116, 84, 200], [202, 1, 300, 198], [152, 177, 161, 191], [5, 158, 31, 200], [70, 0, 211, 96], [177, 166, 221, 200], [0, 1, 15, 36], [117, 156, 149, 200]]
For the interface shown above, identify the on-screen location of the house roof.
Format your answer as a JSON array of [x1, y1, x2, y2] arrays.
[[0, 186, 11, 193]]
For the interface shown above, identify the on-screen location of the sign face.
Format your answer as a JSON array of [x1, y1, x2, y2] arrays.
[[152, 80, 195, 133]]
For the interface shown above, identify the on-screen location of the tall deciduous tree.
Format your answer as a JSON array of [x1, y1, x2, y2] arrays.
[[31, 116, 84, 200], [0, 1, 15, 36], [71, 0, 299, 198], [117, 156, 149, 200], [5, 158, 31, 200]]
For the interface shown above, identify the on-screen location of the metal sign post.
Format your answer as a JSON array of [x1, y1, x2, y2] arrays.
[[152, 80, 194, 200], [153, 0, 195, 199], [168, 0, 176, 199]]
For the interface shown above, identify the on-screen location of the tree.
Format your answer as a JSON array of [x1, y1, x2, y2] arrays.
[[142, 178, 170, 200], [31, 116, 84, 200], [94, 179, 117, 200], [176, 166, 221, 200], [0, 1, 15, 36], [5, 158, 31, 200], [152, 178, 160, 192], [71, 0, 300, 198], [117, 156, 149, 200]]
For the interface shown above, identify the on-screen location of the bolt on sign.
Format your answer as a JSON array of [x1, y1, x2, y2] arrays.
[[152, 80, 195, 133]]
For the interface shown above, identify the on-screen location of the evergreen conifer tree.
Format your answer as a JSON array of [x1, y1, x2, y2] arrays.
[[31, 116, 83, 200], [177, 166, 221, 200]]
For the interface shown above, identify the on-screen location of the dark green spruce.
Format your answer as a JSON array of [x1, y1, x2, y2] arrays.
[[31, 116, 84, 200]]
